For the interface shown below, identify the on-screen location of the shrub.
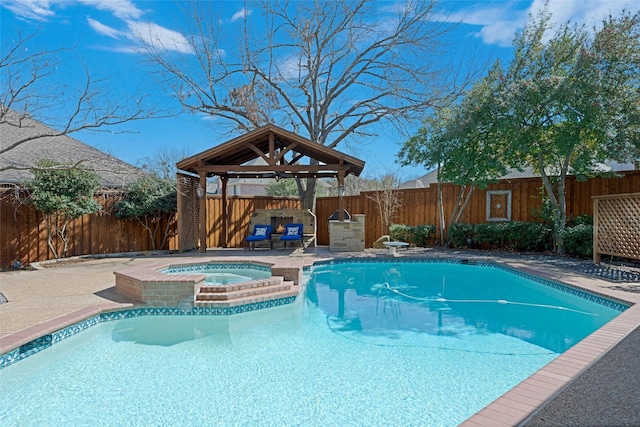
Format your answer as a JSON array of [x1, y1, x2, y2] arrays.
[[561, 224, 593, 258], [568, 214, 593, 227], [448, 223, 474, 247], [115, 176, 177, 250], [504, 221, 550, 251], [408, 224, 436, 247], [473, 222, 509, 248], [388, 223, 435, 246], [29, 159, 101, 259], [389, 223, 412, 242]]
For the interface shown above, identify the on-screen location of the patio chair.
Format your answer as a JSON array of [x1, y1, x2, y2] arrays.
[[280, 223, 304, 248], [245, 224, 273, 249]]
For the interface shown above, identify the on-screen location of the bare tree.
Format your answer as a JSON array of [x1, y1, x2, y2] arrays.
[[1, 29, 152, 157], [141, 0, 471, 209], [366, 174, 404, 235], [137, 147, 190, 180]]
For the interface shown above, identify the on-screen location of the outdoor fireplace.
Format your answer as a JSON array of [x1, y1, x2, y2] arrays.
[[271, 217, 293, 233]]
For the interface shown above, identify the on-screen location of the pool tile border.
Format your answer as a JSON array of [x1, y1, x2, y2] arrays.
[[161, 261, 272, 274], [0, 296, 297, 370]]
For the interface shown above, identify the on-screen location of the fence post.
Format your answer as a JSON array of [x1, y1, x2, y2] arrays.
[[592, 197, 600, 264]]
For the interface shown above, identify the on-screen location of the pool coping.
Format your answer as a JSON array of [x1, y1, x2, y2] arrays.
[[460, 264, 640, 427], [1, 252, 639, 426]]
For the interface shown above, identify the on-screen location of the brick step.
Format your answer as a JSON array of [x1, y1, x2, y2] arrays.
[[194, 285, 300, 308], [199, 276, 285, 294], [196, 282, 294, 301]]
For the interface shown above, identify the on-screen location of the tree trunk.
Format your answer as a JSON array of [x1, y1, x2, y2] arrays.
[[299, 177, 317, 211], [537, 153, 567, 253], [57, 221, 69, 258], [448, 185, 475, 229], [139, 215, 157, 251], [437, 182, 446, 245], [555, 168, 569, 253], [45, 214, 60, 259]]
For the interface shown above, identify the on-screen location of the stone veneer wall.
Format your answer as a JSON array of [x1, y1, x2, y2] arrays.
[[329, 214, 365, 252]]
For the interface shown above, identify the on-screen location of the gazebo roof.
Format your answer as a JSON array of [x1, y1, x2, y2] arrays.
[[176, 124, 365, 179]]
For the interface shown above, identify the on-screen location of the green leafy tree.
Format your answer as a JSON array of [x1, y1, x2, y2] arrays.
[[114, 176, 177, 250], [494, 8, 640, 251], [402, 8, 640, 251], [265, 179, 298, 197], [29, 159, 101, 259], [399, 64, 511, 243]]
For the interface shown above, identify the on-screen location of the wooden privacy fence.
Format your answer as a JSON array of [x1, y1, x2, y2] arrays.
[[592, 193, 640, 264], [1, 171, 638, 266], [0, 191, 301, 268], [0, 189, 177, 268], [317, 170, 640, 248]]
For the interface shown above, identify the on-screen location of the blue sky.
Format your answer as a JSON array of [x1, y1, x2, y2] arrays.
[[2, 0, 637, 180]]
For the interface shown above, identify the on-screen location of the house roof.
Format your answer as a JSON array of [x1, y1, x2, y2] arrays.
[[399, 163, 638, 189], [176, 124, 365, 179], [0, 109, 145, 187]]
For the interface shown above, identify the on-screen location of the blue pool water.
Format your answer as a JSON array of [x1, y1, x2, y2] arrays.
[[161, 263, 272, 285], [0, 260, 625, 426]]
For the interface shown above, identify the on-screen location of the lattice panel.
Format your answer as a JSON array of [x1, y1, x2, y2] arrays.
[[595, 193, 640, 261], [177, 173, 199, 252]]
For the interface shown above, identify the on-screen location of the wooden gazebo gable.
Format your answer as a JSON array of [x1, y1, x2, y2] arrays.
[[176, 125, 365, 251], [176, 124, 365, 179]]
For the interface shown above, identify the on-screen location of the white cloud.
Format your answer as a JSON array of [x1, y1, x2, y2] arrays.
[[277, 56, 307, 81], [434, 4, 529, 47], [2, 0, 143, 21], [230, 8, 251, 22], [3, 1, 191, 54], [78, 0, 143, 20], [531, 0, 638, 29], [2, 0, 57, 21], [127, 21, 194, 54], [87, 17, 124, 39], [441, 0, 639, 47], [2, 0, 195, 55]]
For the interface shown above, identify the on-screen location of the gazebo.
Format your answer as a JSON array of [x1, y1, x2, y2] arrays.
[[175, 124, 365, 252]]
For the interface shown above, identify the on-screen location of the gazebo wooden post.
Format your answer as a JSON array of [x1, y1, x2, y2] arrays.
[[221, 176, 228, 248], [198, 171, 207, 253], [338, 170, 345, 221]]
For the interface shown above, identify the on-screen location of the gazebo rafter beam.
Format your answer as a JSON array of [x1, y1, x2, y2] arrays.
[[196, 164, 352, 174], [274, 142, 299, 164], [217, 171, 340, 179], [243, 142, 271, 164]]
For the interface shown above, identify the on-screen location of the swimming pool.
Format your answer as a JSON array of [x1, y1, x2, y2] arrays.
[[0, 259, 628, 425]]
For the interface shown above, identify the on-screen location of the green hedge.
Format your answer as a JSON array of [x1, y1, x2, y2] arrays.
[[391, 221, 590, 254], [560, 224, 593, 257], [448, 223, 474, 247], [504, 222, 551, 251], [389, 223, 436, 247], [450, 221, 550, 251]]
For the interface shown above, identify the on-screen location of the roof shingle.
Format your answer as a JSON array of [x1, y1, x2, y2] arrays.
[[1, 110, 144, 187]]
